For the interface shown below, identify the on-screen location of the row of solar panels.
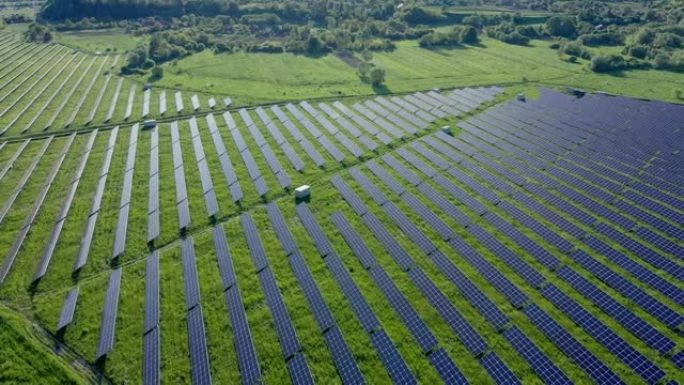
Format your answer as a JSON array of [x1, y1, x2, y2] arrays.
[[335, 147, 671, 384]]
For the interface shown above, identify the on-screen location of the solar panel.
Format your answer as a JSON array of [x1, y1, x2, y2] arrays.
[[96, 268, 122, 360], [289, 251, 336, 330], [229, 182, 244, 203], [428, 348, 469, 385], [348, 167, 388, 205], [408, 268, 488, 356], [254, 176, 269, 197], [287, 354, 314, 385], [143, 326, 160, 385], [281, 142, 305, 171], [57, 286, 79, 331], [429, 249, 510, 330], [484, 212, 561, 270], [144, 252, 160, 334], [583, 234, 682, 302], [367, 266, 438, 352], [295, 203, 334, 257], [182, 237, 202, 310], [416, 183, 471, 227], [187, 306, 213, 385], [504, 326, 572, 385], [383, 202, 438, 255], [259, 268, 301, 358], [401, 192, 455, 241], [175, 91, 184, 112], [524, 304, 625, 385], [370, 329, 416, 384], [542, 284, 665, 384], [225, 286, 262, 384], [557, 266, 675, 355], [366, 160, 404, 195], [299, 138, 325, 167], [325, 252, 380, 332], [178, 198, 191, 230], [448, 236, 528, 308], [381, 154, 422, 186], [241, 214, 269, 272], [481, 352, 521, 385], [324, 326, 365, 384], [571, 250, 682, 329], [672, 350, 684, 370], [362, 212, 414, 270]]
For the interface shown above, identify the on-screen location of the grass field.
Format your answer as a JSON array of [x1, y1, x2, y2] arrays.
[[152, 38, 684, 106], [0, 305, 91, 385], [54, 29, 144, 54]]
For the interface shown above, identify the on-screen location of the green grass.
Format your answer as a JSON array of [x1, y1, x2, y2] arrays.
[[54, 29, 144, 54], [149, 38, 684, 106], [0, 304, 90, 385]]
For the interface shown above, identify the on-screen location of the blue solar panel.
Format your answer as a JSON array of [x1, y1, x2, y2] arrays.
[[448, 236, 528, 308], [260, 267, 302, 359], [542, 284, 665, 384], [504, 326, 572, 385], [524, 304, 625, 385], [182, 237, 201, 310], [370, 329, 417, 385], [348, 167, 388, 205], [324, 326, 365, 384], [571, 249, 682, 329], [383, 202, 438, 255], [96, 268, 122, 360], [432, 174, 487, 215], [143, 326, 160, 385], [225, 287, 262, 384], [241, 214, 269, 272], [187, 306, 213, 385], [366, 160, 404, 195], [144, 252, 159, 334], [429, 249, 510, 330], [468, 224, 546, 288], [481, 352, 521, 385], [296, 203, 334, 257], [331, 175, 368, 216], [408, 268, 488, 356], [416, 182, 471, 227], [286, 354, 314, 385], [583, 235, 683, 303], [425, 348, 467, 384], [381, 153, 422, 186], [557, 266, 675, 355], [212, 225, 237, 291], [672, 350, 684, 369], [57, 286, 79, 331], [484, 212, 561, 270], [362, 212, 414, 271]]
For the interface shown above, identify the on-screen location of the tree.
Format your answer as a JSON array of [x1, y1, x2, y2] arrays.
[[460, 26, 478, 44], [369, 67, 386, 86], [545, 16, 577, 38], [150, 66, 164, 81], [306, 35, 324, 54]]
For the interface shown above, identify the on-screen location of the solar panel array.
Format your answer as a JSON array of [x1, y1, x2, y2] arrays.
[[148, 126, 160, 243], [2, 82, 682, 385], [74, 127, 119, 272], [171, 121, 191, 231], [189, 117, 220, 217], [33, 130, 98, 282], [113, 123, 139, 259]]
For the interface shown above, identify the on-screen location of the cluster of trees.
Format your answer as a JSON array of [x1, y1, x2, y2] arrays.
[[356, 51, 386, 87], [419, 25, 478, 48], [3, 14, 32, 24], [24, 23, 53, 42]]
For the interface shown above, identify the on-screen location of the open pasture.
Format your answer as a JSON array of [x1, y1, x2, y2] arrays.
[[0, 83, 682, 385], [153, 38, 684, 106]]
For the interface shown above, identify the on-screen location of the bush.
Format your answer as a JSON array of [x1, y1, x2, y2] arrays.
[[627, 45, 649, 59], [590, 54, 633, 72], [545, 16, 577, 38], [579, 32, 625, 46]]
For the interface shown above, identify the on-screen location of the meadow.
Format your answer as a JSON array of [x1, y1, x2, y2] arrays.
[[152, 38, 684, 106]]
